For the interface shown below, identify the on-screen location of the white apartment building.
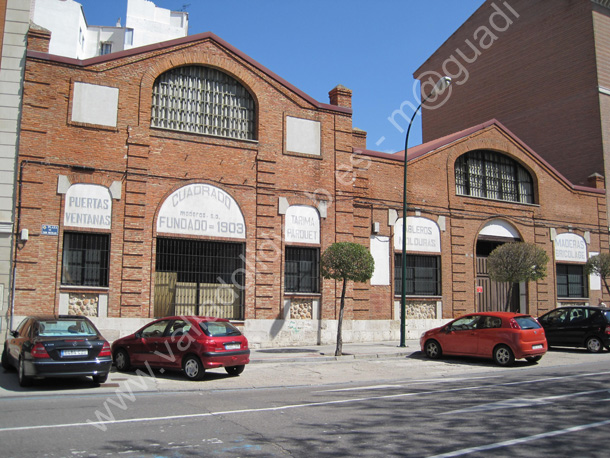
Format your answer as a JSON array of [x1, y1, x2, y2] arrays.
[[30, 0, 188, 59]]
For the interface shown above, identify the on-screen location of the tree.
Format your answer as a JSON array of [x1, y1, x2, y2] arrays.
[[320, 242, 375, 356], [487, 242, 549, 311], [584, 253, 610, 296]]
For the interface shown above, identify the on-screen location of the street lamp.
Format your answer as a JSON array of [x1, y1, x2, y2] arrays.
[[400, 76, 452, 347]]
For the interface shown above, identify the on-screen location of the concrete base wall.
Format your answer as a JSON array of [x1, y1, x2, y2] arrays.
[[243, 318, 449, 348], [8, 316, 450, 348]]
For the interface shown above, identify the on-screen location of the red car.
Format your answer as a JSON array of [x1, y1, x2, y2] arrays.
[[111, 316, 250, 380], [420, 312, 547, 366]]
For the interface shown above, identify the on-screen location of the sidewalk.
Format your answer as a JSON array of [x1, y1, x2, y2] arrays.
[[249, 340, 420, 364]]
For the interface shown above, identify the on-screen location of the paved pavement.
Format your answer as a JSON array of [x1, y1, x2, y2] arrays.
[[249, 340, 419, 364], [2, 339, 607, 397]]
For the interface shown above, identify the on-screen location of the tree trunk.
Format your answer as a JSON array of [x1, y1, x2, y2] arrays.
[[603, 277, 610, 298], [335, 278, 347, 356]]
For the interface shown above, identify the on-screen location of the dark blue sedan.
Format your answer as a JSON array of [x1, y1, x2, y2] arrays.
[[2, 315, 112, 386]]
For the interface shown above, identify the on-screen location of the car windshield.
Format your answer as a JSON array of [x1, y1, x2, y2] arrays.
[[37, 319, 97, 337], [199, 321, 242, 337], [514, 316, 541, 330], [603, 311, 610, 321]]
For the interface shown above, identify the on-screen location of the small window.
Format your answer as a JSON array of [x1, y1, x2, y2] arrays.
[[455, 150, 533, 203], [100, 42, 112, 55], [539, 308, 569, 326], [513, 316, 542, 330], [285, 247, 319, 293], [200, 321, 242, 337], [61, 232, 110, 287], [479, 316, 502, 329], [449, 315, 480, 331], [38, 319, 97, 337], [394, 254, 441, 296], [125, 29, 133, 46], [141, 320, 171, 338], [557, 264, 588, 298]]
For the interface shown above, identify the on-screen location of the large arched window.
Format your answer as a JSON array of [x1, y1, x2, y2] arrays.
[[151, 66, 256, 140], [455, 150, 534, 204]]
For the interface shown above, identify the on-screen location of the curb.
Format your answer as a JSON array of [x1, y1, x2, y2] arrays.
[[249, 351, 416, 364]]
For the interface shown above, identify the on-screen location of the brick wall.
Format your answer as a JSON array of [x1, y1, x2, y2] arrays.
[[415, 0, 604, 188], [14, 27, 609, 328]]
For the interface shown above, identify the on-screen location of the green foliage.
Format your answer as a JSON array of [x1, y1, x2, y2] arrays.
[[585, 253, 610, 294], [320, 242, 375, 283], [584, 253, 610, 277], [487, 242, 549, 284]]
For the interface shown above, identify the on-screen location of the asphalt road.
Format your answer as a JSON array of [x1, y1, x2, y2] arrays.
[[0, 349, 609, 457]]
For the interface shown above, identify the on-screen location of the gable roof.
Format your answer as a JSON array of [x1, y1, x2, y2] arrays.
[[26, 31, 351, 115], [356, 119, 605, 194]]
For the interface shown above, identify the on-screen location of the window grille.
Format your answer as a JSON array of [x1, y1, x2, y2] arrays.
[[61, 232, 110, 287], [285, 247, 320, 293], [556, 264, 588, 298], [455, 150, 533, 203], [394, 254, 441, 296], [151, 66, 256, 140], [155, 238, 245, 319]]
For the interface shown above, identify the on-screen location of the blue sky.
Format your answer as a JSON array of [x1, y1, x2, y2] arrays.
[[78, 0, 484, 152]]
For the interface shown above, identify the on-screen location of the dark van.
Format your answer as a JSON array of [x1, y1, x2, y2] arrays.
[[538, 306, 610, 353]]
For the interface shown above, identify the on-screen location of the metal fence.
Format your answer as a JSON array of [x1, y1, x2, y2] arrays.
[[154, 238, 245, 319]]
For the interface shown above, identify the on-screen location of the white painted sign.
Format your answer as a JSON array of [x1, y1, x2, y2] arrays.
[[284, 205, 320, 244], [554, 233, 587, 263], [394, 217, 441, 253], [370, 235, 390, 285], [157, 184, 245, 239], [71, 82, 119, 127], [286, 117, 321, 156], [64, 184, 112, 229]]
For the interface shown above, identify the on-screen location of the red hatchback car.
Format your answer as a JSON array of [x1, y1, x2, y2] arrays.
[[420, 312, 547, 366], [111, 316, 250, 380]]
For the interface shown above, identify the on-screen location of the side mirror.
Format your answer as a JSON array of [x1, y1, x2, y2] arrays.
[[10, 330, 18, 338], [135, 331, 142, 339]]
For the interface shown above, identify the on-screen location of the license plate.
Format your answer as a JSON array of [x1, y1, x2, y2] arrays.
[[532, 344, 543, 350], [62, 349, 88, 357], [224, 343, 241, 350]]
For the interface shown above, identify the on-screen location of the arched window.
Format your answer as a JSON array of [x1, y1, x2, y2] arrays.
[[455, 150, 534, 204], [151, 66, 256, 140]]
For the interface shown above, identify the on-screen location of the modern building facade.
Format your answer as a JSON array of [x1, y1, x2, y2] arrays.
[[12, 24, 609, 347], [0, 0, 30, 337]]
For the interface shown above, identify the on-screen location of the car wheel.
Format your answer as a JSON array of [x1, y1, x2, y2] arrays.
[[18, 358, 32, 387], [92, 373, 108, 385], [182, 355, 205, 381], [525, 355, 542, 364], [493, 345, 515, 366], [114, 349, 131, 372], [424, 340, 442, 359], [586, 336, 603, 353], [225, 365, 245, 376], [1, 347, 12, 370]]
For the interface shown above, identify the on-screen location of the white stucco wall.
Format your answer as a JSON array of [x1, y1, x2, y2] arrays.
[[30, 0, 188, 59]]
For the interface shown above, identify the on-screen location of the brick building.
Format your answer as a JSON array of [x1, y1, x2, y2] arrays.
[[11, 24, 609, 346], [415, 0, 610, 194]]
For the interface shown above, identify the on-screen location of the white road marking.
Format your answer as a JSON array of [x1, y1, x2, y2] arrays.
[[425, 418, 610, 458], [441, 389, 610, 415], [1, 370, 609, 433]]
